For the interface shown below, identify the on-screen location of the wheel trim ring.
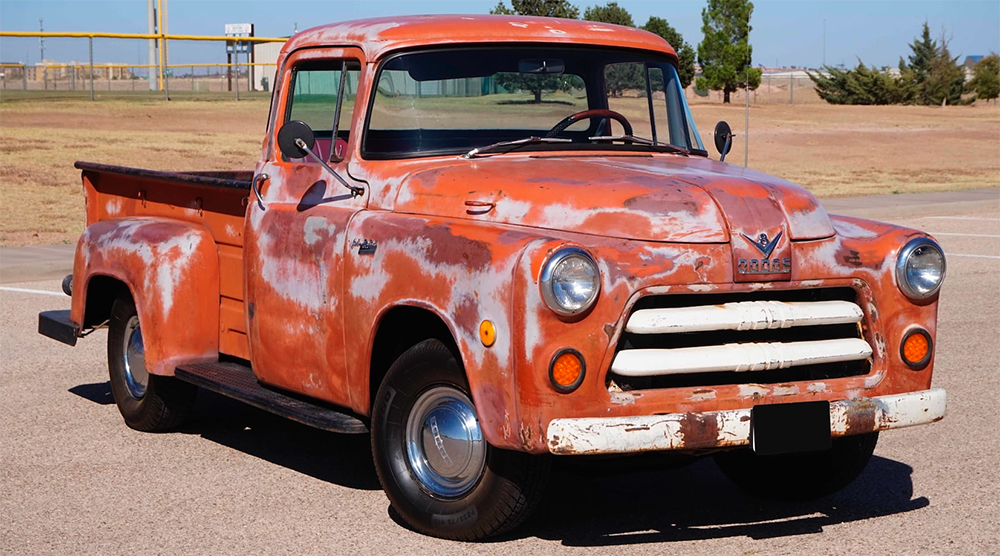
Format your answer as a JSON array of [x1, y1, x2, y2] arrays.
[[404, 385, 486, 499], [122, 315, 148, 399]]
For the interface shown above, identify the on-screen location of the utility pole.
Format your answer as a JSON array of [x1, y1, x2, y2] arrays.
[[823, 19, 826, 67], [38, 19, 44, 62], [147, 0, 156, 90]]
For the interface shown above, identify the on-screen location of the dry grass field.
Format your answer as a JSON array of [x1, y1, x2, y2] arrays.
[[1, 94, 998, 246]]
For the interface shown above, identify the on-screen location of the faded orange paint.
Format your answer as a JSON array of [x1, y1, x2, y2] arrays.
[[59, 15, 942, 455]]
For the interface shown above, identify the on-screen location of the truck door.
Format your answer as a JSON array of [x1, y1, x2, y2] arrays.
[[244, 47, 367, 407]]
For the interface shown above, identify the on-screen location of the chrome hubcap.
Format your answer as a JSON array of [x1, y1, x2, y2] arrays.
[[405, 386, 486, 498], [122, 316, 148, 399]]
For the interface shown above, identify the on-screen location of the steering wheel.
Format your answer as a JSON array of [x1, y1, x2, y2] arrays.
[[545, 109, 633, 138]]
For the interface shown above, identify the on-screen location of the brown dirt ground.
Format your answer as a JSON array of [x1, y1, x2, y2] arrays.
[[1, 96, 998, 246]]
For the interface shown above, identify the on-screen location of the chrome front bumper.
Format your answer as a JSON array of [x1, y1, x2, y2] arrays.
[[546, 388, 946, 455]]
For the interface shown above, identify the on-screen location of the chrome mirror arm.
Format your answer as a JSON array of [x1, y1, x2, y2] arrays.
[[293, 138, 364, 197]]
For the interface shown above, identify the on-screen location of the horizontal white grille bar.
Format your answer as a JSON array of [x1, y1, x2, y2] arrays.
[[611, 338, 873, 377], [625, 300, 863, 335]]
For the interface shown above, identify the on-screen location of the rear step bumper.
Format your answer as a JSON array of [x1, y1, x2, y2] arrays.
[[38, 310, 79, 346], [546, 388, 947, 455], [175, 362, 368, 434]]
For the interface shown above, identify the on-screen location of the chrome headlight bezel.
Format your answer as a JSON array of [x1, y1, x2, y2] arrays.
[[540, 247, 601, 317], [895, 237, 946, 300]]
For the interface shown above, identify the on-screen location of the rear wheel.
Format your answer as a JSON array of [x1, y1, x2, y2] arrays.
[[107, 293, 196, 432], [713, 432, 879, 501], [371, 339, 549, 540]]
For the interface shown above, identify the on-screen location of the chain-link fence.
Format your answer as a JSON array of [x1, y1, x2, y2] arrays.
[[687, 74, 823, 105], [0, 31, 284, 100], [1, 62, 278, 94]]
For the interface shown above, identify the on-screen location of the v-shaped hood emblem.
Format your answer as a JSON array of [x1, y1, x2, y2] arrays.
[[741, 231, 783, 259]]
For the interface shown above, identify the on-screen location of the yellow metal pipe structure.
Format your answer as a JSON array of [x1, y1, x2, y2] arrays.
[[157, 0, 164, 91], [0, 31, 286, 42]]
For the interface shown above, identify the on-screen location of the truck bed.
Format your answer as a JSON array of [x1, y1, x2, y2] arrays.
[[76, 161, 252, 359]]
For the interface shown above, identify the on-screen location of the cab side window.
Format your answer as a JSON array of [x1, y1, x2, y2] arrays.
[[284, 60, 361, 162]]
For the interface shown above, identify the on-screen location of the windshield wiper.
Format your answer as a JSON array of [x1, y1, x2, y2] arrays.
[[464, 136, 572, 159], [588, 135, 690, 156]]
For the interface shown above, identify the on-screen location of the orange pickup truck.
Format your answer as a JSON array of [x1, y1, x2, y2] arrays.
[[39, 15, 947, 540]]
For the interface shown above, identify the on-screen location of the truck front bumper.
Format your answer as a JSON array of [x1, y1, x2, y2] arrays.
[[546, 388, 946, 455]]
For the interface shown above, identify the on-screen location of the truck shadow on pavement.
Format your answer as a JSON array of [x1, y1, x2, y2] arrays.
[[69, 381, 116, 405], [180, 389, 382, 491], [71, 382, 929, 543], [517, 453, 928, 546]]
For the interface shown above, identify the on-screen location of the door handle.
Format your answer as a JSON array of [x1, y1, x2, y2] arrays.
[[252, 173, 269, 211]]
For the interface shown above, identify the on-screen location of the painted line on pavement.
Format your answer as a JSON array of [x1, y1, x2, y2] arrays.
[[0, 286, 66, 297], [930, 233, 1000, 238], [925, 216, 1000, 221], [949, 254, 1000, 260]]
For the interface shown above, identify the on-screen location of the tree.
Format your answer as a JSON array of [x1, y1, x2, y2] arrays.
[[968, 53, 1000, 103], [582, 3, 641, 95], [697, 0, 762, 103], [495, 72, 583, 103], [642, 16, 696, 89], [582, 1, 633, 26], [899, 21, 938, 83], [808, 61, 909, 105], [491, 0, 581, 102], [923, 36, 968, 106], [491, 0, 579, 18]]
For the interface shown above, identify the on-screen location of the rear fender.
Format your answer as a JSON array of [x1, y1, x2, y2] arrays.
[[71, 217, 220, 375]]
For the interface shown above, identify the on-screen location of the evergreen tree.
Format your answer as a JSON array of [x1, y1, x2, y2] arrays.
[[697, 0, 762, 103], [642, 16, 696, 89], [582, 1, 633, 26], [491, 0, 580, 18], [923, 37, 968, 106], [968, 54, 1000, 103], [808, 61, 908, 105], [899, 21, 938, 95]]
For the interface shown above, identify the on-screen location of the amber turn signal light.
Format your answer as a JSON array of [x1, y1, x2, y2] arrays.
[[479, 320, 496, 347], [901, 328, 932, 370], [549, 348, 585, 393]]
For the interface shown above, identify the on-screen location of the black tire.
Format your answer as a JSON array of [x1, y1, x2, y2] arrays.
[[713, 432, 879, 501], [371, 339, 549, 541], [107, 293, 196, 432]]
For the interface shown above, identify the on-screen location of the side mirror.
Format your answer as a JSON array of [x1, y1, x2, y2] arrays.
[[714, 121, 733, 162], [275, 119, 364, 197], [277, 120, 316, 160]]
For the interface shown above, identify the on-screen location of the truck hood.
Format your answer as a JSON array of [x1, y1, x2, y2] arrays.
[[393, 155, 834, 244]]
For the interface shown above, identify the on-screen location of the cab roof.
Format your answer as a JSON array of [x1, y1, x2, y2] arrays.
[[280, 14, 679, 62]]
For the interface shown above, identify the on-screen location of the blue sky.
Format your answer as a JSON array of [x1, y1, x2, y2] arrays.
[[1, 0, 998, 69]]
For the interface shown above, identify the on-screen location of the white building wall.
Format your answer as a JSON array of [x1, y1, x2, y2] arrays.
[[252, 41, 285, 91]]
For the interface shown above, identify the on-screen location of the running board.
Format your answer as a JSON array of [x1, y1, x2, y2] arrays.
[[174, 362, 368, 434]]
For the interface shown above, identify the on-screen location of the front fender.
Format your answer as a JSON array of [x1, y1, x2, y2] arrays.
[[71, 217, 220, 375]]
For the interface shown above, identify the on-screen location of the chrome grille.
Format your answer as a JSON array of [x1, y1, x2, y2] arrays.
[[608, 288, 872, 391]]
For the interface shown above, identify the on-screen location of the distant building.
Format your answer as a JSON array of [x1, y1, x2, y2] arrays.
[[251, 40, 286, 92], [964, 55, 984, 69], [963, 55, 984, 81]]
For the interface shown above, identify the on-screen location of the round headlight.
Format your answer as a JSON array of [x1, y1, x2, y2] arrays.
[[896, 238, 946, 300], [540, 247, 600, 317]]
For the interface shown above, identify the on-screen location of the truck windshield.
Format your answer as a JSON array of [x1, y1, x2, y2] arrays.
[[363, 46, 705, 159]]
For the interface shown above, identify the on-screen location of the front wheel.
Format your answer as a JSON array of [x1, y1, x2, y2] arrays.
[[713, 432, 879, 501], [107, 293, 196, 432], [371, 339, 549, 540]]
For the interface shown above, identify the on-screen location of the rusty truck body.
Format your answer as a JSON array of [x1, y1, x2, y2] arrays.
[[39, 15, 947, 540]]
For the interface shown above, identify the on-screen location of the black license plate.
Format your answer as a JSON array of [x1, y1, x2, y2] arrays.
[[751, 401, 832, 456]]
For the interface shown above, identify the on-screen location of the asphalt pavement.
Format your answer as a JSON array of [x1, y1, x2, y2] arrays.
[[1, 190, 998, 555]]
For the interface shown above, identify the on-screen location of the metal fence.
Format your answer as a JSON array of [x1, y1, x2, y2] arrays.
[[0, 31, 285, 100], [688, 74, 823, 105], [1, 61, 278, 96]]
